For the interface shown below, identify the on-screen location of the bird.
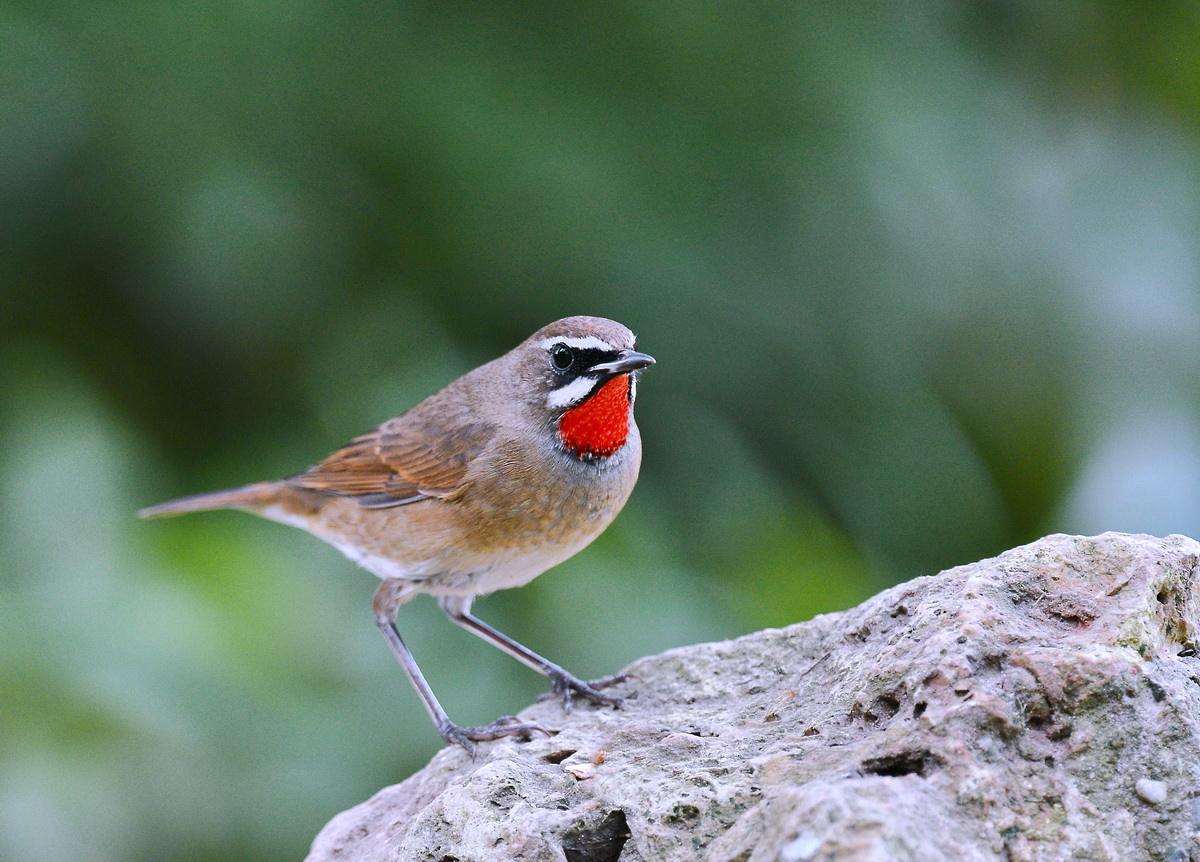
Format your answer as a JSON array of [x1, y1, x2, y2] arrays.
[[140, 316, 655, 750]]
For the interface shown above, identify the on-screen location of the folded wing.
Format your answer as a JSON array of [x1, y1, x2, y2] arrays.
[[290, 408, 495, 509]]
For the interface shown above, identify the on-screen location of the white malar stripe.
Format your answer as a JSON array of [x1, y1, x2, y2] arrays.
[[538, 335, 620, 352], [546, 374, 602, 409]]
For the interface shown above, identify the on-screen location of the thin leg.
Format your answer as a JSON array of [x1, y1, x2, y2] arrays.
[[373, 581, 548, 752], [439, 597, 625, 712]]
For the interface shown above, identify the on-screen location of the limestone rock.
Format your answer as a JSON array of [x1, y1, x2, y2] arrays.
[[307, 533, 1200, 861]]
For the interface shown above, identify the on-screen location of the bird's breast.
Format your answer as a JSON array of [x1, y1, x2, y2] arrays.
[[459, 424, 641, 555]]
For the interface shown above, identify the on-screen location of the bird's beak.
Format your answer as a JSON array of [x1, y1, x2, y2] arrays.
[[589, 350, 656, 377]]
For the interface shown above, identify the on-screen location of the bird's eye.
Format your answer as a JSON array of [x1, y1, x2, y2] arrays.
[[550, 344, 575, 372]]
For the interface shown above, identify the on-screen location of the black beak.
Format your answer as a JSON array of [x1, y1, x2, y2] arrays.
[[589, 350, 656, 377]]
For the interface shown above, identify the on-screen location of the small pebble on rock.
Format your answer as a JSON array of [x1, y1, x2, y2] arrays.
[[780, 832, 823, 861], [1134, 778, 1167, 805], [565, 761, 596, 781]]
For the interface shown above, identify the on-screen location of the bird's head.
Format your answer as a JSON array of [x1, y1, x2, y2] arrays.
[[513, 316, 655, 460]]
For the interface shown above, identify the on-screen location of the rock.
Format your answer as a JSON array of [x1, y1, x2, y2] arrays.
[[307, 533, 1200, 861], [1136, 778, 1168, 806]]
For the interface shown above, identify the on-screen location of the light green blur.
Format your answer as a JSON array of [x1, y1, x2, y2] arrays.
[[3, 3, 1199, 859]]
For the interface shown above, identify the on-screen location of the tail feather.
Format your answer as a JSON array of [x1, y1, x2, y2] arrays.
[[138, 481, 283, 519]]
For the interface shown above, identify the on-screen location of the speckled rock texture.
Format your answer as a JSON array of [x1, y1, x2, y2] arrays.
[[307, 533, 1200, 862]]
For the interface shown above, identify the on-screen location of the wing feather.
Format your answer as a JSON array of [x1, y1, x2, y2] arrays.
[[289, 406, 493, 508]]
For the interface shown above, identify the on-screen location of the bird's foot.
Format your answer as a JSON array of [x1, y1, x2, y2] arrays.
[[438, 715, 550, 754], [544, 670, 629, 712]]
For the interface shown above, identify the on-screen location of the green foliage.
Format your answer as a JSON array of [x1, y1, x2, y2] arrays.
[[3, 3, 1200, 859]]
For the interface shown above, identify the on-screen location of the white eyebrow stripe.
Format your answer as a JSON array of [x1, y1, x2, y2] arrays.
[[546, 375, 602, 409], [538, 335, 620, 352]]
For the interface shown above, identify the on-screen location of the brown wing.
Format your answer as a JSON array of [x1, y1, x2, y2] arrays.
[[290, 409, 494, 509]]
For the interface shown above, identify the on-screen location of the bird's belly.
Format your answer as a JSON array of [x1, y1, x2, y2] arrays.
[[272, 483, 623, 594], [322, 506, 608, 597], [425, 531, 600, 596]]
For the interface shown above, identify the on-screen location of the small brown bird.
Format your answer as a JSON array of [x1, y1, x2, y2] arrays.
[[141, 316, 654, 750]]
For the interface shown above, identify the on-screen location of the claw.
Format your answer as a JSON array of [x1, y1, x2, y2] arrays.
[[589, 672, 632, 691], [438, 717, 551, 753], [546, 670, 626, 712]]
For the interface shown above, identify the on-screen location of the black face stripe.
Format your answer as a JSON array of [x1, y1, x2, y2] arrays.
[[551, 345, 621, 383], [545, 341, 639, 409], [577, 347, 620, 373]]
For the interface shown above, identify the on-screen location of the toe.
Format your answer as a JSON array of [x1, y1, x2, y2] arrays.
[[440, 727, 477, 755], [460, 719, 552, 743], [590, 672, 631, 691]]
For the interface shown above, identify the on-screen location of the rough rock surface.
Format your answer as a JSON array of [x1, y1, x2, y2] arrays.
[[308, 533, 1200, 861]]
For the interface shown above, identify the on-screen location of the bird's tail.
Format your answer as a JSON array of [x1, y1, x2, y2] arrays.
[[138, 481, 284, 519]]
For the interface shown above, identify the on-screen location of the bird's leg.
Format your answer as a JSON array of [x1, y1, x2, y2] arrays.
[[373, 581, 548, 753], [439, 597, 625, 712]]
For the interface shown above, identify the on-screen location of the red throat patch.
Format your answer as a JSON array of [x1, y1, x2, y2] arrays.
[[558, 375, 632, 459]]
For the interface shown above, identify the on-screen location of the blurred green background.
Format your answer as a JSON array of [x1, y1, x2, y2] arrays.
[[4, 2, 1200, 859]]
